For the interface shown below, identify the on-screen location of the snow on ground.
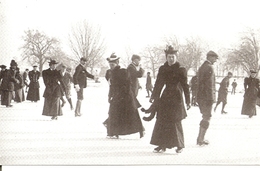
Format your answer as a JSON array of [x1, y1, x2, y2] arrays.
[[0, 77, 260, 165]]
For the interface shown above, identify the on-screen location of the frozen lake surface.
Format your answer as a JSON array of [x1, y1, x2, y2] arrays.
[[0, 77, 259, 165]]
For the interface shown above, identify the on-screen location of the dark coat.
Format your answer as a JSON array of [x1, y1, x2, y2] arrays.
[[42, 68, 66, 98], [197, 60, 216, 103], [0, 69, 18, 106], [150, 62, 190, 148], [42, 68, 66, 117], [190, 75, 198, 95], [0, 69, 18, 92], [73, 64, 94, 88], [127, 63, 144, 96], [241, 76, 260, 116], [217, 76, 230, 103], [146, 74, 153, 90], [107, 66, 143, 136], [26, 70, 40, 101]]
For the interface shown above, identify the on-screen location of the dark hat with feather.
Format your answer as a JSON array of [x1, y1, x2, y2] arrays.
[[107, 53, 120, 62], [164, 45, 178, 55]]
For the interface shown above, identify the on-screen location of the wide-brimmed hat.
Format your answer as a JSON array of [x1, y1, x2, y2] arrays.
[[207, 51, 218, 58], [164, 45, 178, 55], [107, 53, 120, 62], [48, 59, 59, 65], [0, 65, 7, 69], [33, 64, 38, 67], [10, 60, 18, 66]]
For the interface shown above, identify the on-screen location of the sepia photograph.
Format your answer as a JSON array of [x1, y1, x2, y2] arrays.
[[1, 0, 260, 168]]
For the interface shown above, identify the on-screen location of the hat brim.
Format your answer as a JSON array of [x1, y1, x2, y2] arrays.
[[107, 57, 120, 62]]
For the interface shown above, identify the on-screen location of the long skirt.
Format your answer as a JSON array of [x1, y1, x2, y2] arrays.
[[26, 88, 40, 102], [241, 96, 257, 116], [42, 97, 63, 117], [150, 121, 184, 149], [1, 90, 12, 106]]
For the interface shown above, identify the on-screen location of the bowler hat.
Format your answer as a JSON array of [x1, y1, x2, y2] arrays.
[[207, 51, 218, 58], [0, 65, 7, 69], [80, 57, 87, 62], [48, 59, 59, 65], [10, 60, 17, 66], [107, 53, 120, 62], [164, 45, 178, 55]]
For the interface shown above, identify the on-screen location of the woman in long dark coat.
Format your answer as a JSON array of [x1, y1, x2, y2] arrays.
[[106, 53, 145, 138], [26, 65, 40, 102], [42, 60, 66, 120], [241, 69, 260, 118], [149, 46, 190, 153]]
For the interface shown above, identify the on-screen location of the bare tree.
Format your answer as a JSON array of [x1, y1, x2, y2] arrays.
[[21, 29, 61, 74], [141, 45, 165, 78], [68, 20, 106, 73], [227, 28, 260, 74]]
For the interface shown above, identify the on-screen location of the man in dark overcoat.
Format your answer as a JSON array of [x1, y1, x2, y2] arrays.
[[127, 54, 144, 97], [0, 60, 19, 107], [145, 72, 153, 98], [26, 65, 40, 102], [106, 53, 144, 139], [73, 57, 95, 117], [42, 59, 66, 120], [0, 65, 7, 97], [190, 73, 199, 106], [196, 51, 218, 146], [214, 72, 233, 114]]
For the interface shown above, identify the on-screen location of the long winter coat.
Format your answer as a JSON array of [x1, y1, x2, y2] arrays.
[[197, 60, 216, 116], [150, 62, 190, 148], [26, 70, 40, 101], [127, 63, 144, 97], [42, 68, 66, 117], [241, 76, 260, 116], [107, 66, 144, 136], [0, 69, 18, 106]]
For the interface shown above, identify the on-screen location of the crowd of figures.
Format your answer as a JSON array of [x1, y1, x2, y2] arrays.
[[0, 60, 40, 107], [1, 45, 260, 154]]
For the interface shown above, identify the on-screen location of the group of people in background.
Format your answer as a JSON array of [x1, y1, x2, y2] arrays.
[[0, 60, 40, 108], [1, 45, 260, 154]]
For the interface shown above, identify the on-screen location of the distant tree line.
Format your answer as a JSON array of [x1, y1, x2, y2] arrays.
[[19, 21, 260, 78]]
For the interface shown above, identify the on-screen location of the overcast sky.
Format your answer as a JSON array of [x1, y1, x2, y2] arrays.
[[1, 0, 260, 65]]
